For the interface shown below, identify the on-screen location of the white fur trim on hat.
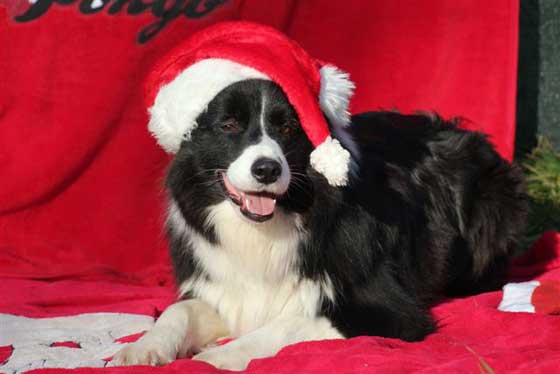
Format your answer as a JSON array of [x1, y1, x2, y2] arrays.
[[310, 136, 351, 187], [148, 58, 269, 153], [498, 280, 540, 313], [319, 65, 355, 128]]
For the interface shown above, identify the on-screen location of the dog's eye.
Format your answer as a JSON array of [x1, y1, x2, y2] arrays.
[[220, 118, 241, 133], [279, 120, 298, 136]]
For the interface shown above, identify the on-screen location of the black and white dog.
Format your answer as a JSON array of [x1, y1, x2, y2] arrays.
[[113, 78, 527, 369]]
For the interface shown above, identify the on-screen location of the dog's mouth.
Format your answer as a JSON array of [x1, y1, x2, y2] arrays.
[[221, 174, 278, 223]]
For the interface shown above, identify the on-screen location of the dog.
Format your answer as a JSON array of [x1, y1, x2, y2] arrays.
[[113, 78, 528, 370]]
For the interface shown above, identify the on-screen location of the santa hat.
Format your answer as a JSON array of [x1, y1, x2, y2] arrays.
[[145, 21, 355, 187], [498, 280, 560, 314]]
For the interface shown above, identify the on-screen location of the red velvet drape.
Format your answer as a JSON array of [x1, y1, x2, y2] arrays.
[[0, 0, 519, 280]]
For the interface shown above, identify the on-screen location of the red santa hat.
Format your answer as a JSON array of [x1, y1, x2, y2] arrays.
[[498, 280, 560, 314], [145, 21, 355, 187]]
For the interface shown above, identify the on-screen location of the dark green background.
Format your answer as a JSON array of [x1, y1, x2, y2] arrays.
[[516, 0, 560, 157]]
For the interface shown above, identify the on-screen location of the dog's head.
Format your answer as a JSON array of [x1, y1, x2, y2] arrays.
[[167, 79, 318, 223], [149, 23, 356, 226]]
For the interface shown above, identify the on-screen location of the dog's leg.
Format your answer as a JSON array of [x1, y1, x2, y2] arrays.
[[193, 316, 342, 371], [112, 299, 228, 366]]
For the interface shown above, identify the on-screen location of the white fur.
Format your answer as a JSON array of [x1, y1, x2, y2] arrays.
[[193, 316, 342, 370], [112, 304, 188, 366], [310, 136, 351, 187], [180, 199, 340, 370], [180, 200, 323, 336], [148, 59, 269, 153], [319, 65, 355, 128], [169, 199, 337, 332], [259, 92, 267, 131], [112, 299, 228, 366]]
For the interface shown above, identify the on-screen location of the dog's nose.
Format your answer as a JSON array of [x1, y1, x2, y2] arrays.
[[251, 158, 282, 184]]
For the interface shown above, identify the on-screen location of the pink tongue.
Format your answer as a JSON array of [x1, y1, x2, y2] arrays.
[[242, 194, 276, 216], [223, 174, 276, 217]]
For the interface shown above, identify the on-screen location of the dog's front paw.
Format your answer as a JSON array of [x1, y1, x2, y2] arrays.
[[111, 334, 178, 366], [193, 345, 250, 371]]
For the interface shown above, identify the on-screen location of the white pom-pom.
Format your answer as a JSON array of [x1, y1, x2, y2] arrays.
[[310, 136, 351, 187], [319, 65, 355, 128]]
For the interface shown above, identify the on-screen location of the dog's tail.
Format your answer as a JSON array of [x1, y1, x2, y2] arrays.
[[445, 132, 529, 295]]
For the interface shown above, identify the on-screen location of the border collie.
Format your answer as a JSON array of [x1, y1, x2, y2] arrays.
[[114, 79, 527, 369]]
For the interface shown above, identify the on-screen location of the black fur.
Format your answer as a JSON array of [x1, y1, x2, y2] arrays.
[[166, 80, 528, 342]]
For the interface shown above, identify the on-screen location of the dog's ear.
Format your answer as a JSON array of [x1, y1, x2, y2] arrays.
[[319, 65, 355, 129]]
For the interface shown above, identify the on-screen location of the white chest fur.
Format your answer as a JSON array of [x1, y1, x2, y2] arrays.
[[169, 200, 328, 337]]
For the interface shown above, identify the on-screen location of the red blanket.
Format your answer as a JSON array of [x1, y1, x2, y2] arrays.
[[2, 232, 559, 373], [4, 1, 554, 373]]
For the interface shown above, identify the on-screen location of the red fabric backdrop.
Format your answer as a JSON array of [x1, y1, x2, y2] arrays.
[[0, 0, 520, 281]]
